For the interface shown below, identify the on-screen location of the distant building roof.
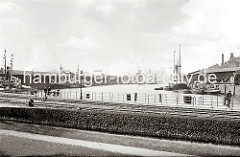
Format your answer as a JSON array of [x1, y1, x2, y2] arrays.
[[188, 70, 201, 75], [206, 67, 240, 73]]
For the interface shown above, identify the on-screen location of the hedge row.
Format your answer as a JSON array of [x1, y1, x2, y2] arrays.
[[0, 107, 239, 146]]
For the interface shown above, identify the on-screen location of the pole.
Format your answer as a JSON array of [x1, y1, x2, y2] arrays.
[[154, 94, 156, 103], [179, 44, 181, 81], [176, 95, 179, 105], [173, 50, 175, 74], [3, 50, 7, 86], [145, 93, 146, 103], [118, 93, 119, 102], [80, 70, 83, 100], [165, 94, 167, 104]]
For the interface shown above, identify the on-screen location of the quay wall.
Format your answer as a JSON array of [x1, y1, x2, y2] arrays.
[[0, 107, 239, 146]]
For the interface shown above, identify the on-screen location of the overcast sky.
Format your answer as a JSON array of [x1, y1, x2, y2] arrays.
[[0, 0, 240, 75]]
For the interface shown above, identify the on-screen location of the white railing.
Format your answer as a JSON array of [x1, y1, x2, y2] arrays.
[[2, 90, 239, 110]]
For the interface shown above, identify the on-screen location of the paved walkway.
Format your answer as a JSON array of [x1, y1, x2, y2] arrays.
[[0, 129, 188, 156], [1, 120, 240, 156]]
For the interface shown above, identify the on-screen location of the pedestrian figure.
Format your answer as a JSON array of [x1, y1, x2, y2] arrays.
[[29, 99, 34, 107], [57, 89, 60, 96], [44, 87, 48, 99], [224, 90, 232, 108], [48, 87, 52, 96]]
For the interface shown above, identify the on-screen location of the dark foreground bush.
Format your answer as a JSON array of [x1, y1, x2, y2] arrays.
[[0, 107, 239, 145]]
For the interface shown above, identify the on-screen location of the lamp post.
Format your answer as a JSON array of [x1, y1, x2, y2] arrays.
[[80, 70, 83, 100]]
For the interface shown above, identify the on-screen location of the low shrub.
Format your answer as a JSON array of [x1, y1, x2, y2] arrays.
[[0, 107, 239, 145]]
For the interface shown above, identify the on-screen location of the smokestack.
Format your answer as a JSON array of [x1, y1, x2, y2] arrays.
[[179, 44, 181, 82], [230, 52, 234, 60], [173, 50, 176, 74], [222, 54, 224, 65]]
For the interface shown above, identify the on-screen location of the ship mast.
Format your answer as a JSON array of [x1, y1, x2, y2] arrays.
[[173, 50, 176, 75], [10, 54, 14, 69], [4, 50, 7, 84], [178, 44, 182, 81]]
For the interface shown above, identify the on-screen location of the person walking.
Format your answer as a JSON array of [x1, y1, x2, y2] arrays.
[[224, 90, 232, 108], [44, 87, 48, 99], [48, 87, 52, 96]]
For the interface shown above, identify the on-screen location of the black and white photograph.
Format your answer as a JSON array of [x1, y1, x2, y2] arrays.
[[0, 0, 240, 156]]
